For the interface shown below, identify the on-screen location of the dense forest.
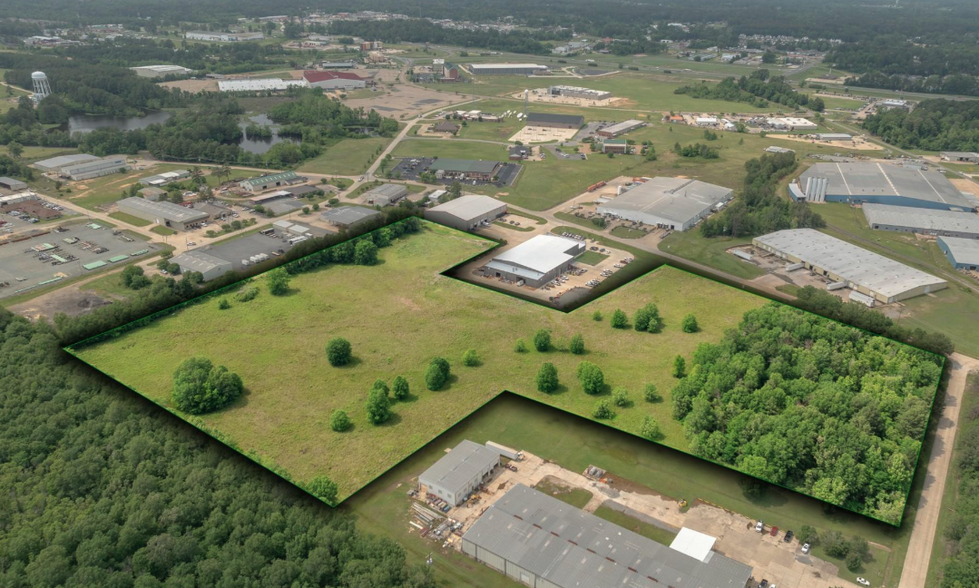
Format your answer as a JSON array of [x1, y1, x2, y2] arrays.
[[0, 52, 184, 116], [827, 37, 979, 97], [675, 71, 822, 111], [670, 302, 943, 525], [0, 311, 436, 588], [327, 18, 566, 55], [699, 152, 825, 238], [862, 99, 979, 151]]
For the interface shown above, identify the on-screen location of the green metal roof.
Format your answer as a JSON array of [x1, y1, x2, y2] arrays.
[[241, 171, 299, 186], [108, 255, 130, 263], [82, 260, 107, 270]]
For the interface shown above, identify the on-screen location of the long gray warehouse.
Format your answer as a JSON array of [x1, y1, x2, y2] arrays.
[[863, 203, 979, 239], [938, 236, 979, 270], [425, 194, 506, 231], [753, 228, 947, 303], [34, 153, 100, 173], [462, 483, 753, 588], [484, 234, 585, 288], [117, 197, 209, 231], [597, 177, 733, 231], [470, 63, 548, 75], [321, 206, 381, 228], [363, 183, 409, 207], [419, 440, 501, 506], [796, 162, 977, 210], [61, 156, 130, 181], [170, 250, 233, 281]]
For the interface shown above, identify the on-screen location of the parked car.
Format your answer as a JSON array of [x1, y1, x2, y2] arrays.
[[759, 580, 768, 588], [784, 530, 794, 543], [770, 526, 778, 537], [755, 520, 764, 533], [801, 543, 811, 554], [856, 579, 870, 586]]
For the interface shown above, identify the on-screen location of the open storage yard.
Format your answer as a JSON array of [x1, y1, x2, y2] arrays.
[[70, 222, 942, 525]]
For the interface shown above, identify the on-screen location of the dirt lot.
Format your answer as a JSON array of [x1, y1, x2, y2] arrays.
[[161, 79, 217, 93], [768, 134, 879, 151], [509, 125, 580, 143], [948, 178, 979, 198], [344, 80, 466, 119]]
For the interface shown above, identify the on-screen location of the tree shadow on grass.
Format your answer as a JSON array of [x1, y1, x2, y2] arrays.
[[439, 373, 460, 391], [377, 411, 402, 428], [335, 356, 364, 369]]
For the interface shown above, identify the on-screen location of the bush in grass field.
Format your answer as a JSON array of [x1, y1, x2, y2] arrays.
[[592, 310, 602, 321], [577, 361, 605, 395], [612, 387, 630, 407], [634, 303, 662, 333], [610, 309, 628, 329], [672, 355, 686, 378], [365, 385, 391, 425], [569, 333, 585, 355], [330, 410, 351, 432], [640, 416, 661, 440], [392, 375, 410, 400], [462, 348, 479, 367], [308, 476, 339, 504], [218, 298, 231, 310], [235, 287, 259, 302], [514, 338, 528, 353], [643, 383, 660, 403], [536, 362, 559, 393], [533, 329, 551, 352], [171, 357, 244, 415], [326, 338, 352, 367], [266, 267, 291, 295], [682, 314, 699, 333], [593, 399, 614, 420], [425, 356, 450, 390]]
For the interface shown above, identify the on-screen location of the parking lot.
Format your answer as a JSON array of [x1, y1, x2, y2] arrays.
[[0, 222, 158, 299], [204, 224, 333, 272]]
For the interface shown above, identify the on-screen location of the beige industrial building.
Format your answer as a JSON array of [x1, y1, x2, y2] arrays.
[[424, 195, 506, 231], [60, 156, 130, 181], [418, 440, 501, 506], [170, 250, 233, 281], [117, 197, 209, 231], [597, 177, 733, 231], [753, 229, 947, 303]]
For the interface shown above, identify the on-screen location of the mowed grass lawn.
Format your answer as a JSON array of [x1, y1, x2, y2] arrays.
[[298, 136, 395, 176], [73, 222, 765, 501]]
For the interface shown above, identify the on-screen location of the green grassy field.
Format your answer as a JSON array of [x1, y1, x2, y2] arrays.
[[72, 223, 767, 502], [658, 232, 766, 280], [533, 478, 594, 508], [345, 392, 918, 588], [298, 136, 396, 176], [610, 226, 647, 239], [150, 225, 176, 236], [577, 250, 609, 265]]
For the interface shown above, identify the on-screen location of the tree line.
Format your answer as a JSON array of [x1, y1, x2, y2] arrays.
[[699, 151, 825, 238], [862, 99, 979, 151], [0, 309, 436, 587], [675, 70, 823, 111], [670, 302, 943, 525]]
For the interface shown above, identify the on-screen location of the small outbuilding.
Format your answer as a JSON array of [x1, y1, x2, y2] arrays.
[[170, 250, 233, 281], [321, 206, 381, 229], [938, 236, 979, 271], [419, 440, 501, 506], [0, 177, 28, 191], [485, 234, 585, 288], [363, 183, 409, 207]]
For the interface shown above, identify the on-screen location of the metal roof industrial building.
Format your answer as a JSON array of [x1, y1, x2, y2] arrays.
[[321, 206, 381, 228], [938, 236, 979, 270], [34, 153, 100, 172], [863, 203, 979, 239], [753, 228, 947, 303], [170, 250, 233, 281], [461, 484, 753, 588], [484, 234, 585, 288], [424, 195, 506, 231], [597, 177, 733, 231], [525, 112, 584, 129], [419, 440, 501, 506], [797, 162, 977, 210], [117, 197, 209, 231], [469, 63, 548, 75]]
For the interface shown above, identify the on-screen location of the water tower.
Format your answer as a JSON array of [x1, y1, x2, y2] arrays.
[[31, 71, 52, 102]]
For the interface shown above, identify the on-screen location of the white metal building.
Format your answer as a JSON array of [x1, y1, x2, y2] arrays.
[[484, 234, 585, 288], [418, 440, 501, 506], [117, 197, 209, 231], [863, 203, 979, 239], [130, 65, 193, 78], [597, 119, 646, 138], [938, 236, 979, 271], [218, 78, 308, 92], [34, 153, 101, 173], [548, 85, 611, 100], [321, 206, 381, 228], [60, 156, 130, 181], [597, 177, 733, 231], [170, 250, 233, 281], [424, 195, 506, 231], [753, 229, 947, 303], [766, 117, 817, 130], [462, 484, 753, 588], [363, 183, 409, 207], [185, 31, 265, 42]]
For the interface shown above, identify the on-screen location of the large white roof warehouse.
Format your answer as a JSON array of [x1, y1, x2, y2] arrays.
[[597, 177, 733, 231], [796, 162, 977, 210], [462, 484, 753, 588], [484, 234, 585, 288], [753, 228, 947, 303]]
